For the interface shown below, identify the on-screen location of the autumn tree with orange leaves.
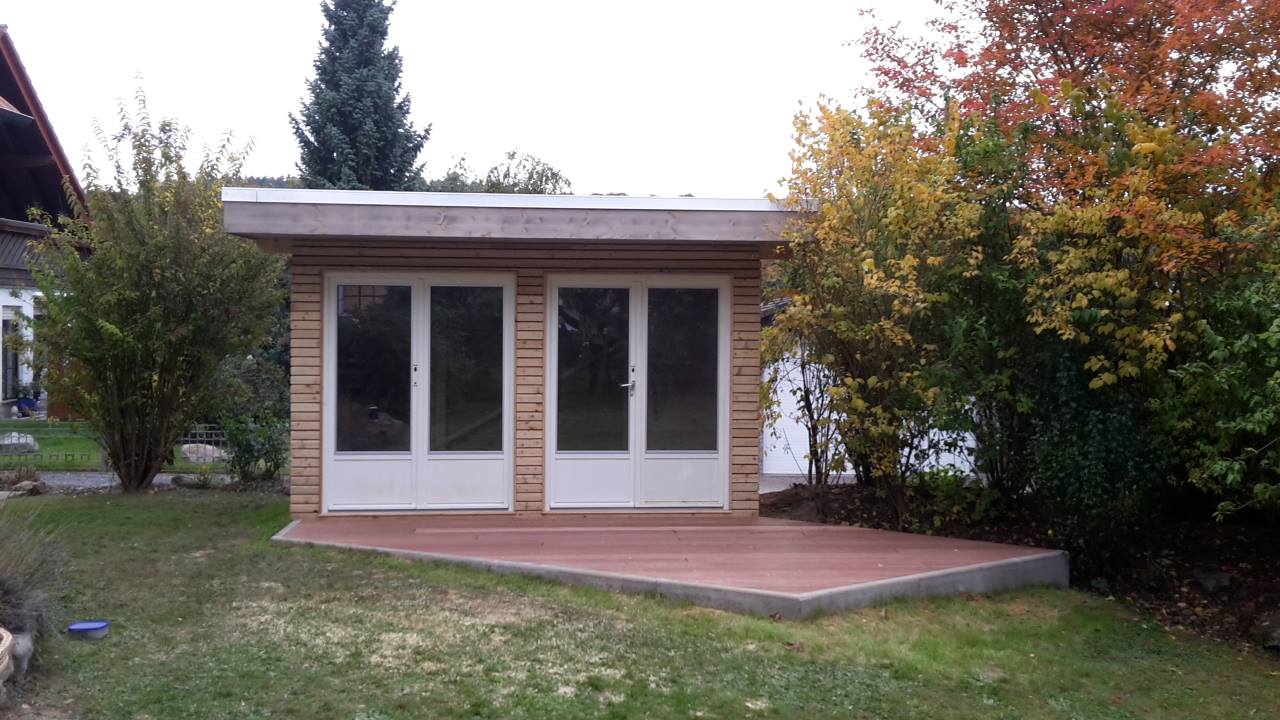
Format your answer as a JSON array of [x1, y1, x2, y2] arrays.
[[769, 0, 1280, 559]]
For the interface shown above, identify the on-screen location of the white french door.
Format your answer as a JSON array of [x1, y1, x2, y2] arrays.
[[322, 273, 514, 511], [546, 275, 731, 509]]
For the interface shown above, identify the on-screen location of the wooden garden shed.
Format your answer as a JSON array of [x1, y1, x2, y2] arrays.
[[222, 188, 792, 517]]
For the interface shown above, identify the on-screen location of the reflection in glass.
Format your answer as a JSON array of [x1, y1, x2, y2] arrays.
[[647, 288, 718, 451], [430, 286, 504, 451], [335, 285, 412, 451], [557, 288, 629, 451]]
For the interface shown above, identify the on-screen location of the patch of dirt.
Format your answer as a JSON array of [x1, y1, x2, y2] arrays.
[[1107, 521, 1280, 649], [223, 577, 646, 710], [2, 678, 78, 720], [368, 631, 434, 670], [3, 702, 78, 720], [762, 484, 1280, 655], [226, 581, 586, 676]]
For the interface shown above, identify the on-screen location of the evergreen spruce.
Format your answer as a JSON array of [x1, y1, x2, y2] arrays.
[[290, 0, 428, 190]]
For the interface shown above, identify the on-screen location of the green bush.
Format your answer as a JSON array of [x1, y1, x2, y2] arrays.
[[215, 352, 290, 484], [909, 467, 1003, 530], [27, 95, 284, 492], [222, 415, 289, 483], [1029, 355, 1171, 574], [1160, 262, 1280, 518], [210, 354, 289, 424]]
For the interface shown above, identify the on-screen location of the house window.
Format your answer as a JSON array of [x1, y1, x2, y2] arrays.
[[334, 284, 412, 452], [556, 287, 630, 451], [646, 288, 718, 451], [429, 286, 504, 451]]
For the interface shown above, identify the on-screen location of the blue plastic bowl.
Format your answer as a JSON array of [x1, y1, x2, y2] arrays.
[[67, 620, 110, 640]]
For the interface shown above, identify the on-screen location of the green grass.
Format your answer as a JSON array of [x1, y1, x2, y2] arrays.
[[0, 420, 225, 473], [0, 420, 104, 471], [12, 493, 1278, 719]]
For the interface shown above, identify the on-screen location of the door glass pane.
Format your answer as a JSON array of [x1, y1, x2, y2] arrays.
[[557, 287, 629, 451], [430, 286, 504, 451], [335, 285, 412, 452], [647, 288, 718, 451]]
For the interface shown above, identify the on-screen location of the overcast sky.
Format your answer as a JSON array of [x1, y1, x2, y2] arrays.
[[4, 0, 935, 198]]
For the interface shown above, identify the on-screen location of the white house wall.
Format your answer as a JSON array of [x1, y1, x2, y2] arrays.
[[761, 363, 976, 482], [0, 286, 40, 393]]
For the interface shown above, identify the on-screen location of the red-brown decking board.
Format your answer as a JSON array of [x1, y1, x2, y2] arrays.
[[276, 515, 1069, 617]]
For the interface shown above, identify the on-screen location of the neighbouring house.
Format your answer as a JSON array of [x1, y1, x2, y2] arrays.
[[223, 189, 790, 516], [761, 375, 978, 487], [0, 26, 84, 418], [762, 370, 835, 479]]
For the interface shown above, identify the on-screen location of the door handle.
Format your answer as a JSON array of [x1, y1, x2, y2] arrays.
[[618, 379, 636, 396]]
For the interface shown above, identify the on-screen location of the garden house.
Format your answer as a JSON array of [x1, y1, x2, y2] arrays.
[[223, 188, 791, 516]]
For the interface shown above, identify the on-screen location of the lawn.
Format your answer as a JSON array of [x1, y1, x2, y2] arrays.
[[0, 420, 225, 473], [11, 493, 1278, 719], [0, 421, 104, 471]]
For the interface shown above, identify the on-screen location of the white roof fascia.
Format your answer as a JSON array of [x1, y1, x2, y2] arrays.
[[220, 187, 787, 213]]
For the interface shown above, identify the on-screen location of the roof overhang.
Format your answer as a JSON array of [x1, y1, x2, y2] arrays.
[[221, 188, 796, 250], [0, 94, 33, 126], [0, 26, 85, 207], [0, 216, 49, 236]]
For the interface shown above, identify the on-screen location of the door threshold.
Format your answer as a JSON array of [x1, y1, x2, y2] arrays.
[[321, 508, 515, 517]]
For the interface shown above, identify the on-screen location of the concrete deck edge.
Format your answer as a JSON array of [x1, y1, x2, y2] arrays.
[[272, 521, 1070, 619], [272, 519, 301, 542]]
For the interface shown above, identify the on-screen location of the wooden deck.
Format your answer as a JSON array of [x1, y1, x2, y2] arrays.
[[276, 515, 1069, 617]]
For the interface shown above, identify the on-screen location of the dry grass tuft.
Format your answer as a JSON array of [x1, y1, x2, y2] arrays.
[[0, 504, 64, 639]]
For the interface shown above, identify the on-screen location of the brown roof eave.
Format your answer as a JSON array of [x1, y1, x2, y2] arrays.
[[0, 26, 85, 208], [0, 216, 50, 237]]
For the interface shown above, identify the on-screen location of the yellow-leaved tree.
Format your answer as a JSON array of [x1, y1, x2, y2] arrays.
[[766, 101, 981, 521]]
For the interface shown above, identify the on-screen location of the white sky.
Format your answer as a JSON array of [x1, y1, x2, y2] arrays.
[[3, 0, 936, 198]]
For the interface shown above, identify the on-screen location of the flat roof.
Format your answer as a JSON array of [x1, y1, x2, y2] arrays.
[[222, 188, 796, 245], [221, 187, 786, 213]]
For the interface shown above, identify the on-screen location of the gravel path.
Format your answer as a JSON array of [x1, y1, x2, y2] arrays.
[[38, 471, 231, 490], [39, 471, 173, 489]]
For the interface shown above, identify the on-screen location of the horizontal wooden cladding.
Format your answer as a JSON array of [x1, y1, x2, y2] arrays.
[[728, 269, 763, 513], [290, 264, 324, 514], [513, 270, 546, 513], [229, 202, 792, 243], [286, 241, 763, 517]]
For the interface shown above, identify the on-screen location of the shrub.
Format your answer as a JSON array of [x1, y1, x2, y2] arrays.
[[774, 103, 978, 522], [1028, 355, 1171, 575], [222, 415, 289, 483], [27, 94, 284, 492], [210, 351, 289, 424], [910, 467, 1003, 531], [1160, 260, 1280, 518]]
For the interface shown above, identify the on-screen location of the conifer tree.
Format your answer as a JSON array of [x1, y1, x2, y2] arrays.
[[290, 0, 429, 190]]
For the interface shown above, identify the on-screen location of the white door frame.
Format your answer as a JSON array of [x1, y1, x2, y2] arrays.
[[635, 275, 732, 509], [544, 273, 731, 510], [322, 271, 515, 512]]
